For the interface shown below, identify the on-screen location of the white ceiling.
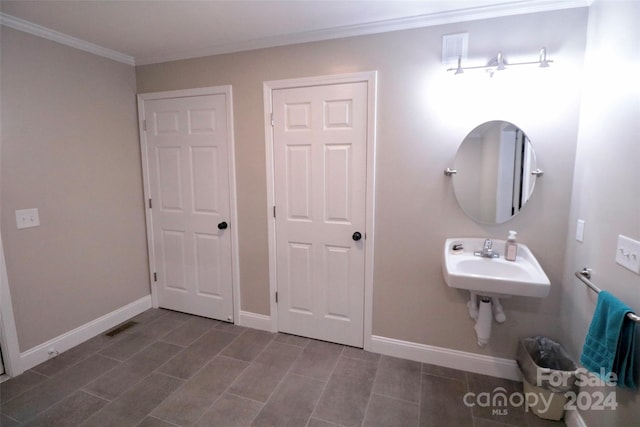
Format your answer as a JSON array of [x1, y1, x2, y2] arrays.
[[0, 0, 589, 65]]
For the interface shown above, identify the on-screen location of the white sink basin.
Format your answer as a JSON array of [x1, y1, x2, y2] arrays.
[[442, 238, 550, 298]]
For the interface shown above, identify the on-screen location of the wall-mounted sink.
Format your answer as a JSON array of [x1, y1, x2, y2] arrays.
[[442, 238, 550, 298]]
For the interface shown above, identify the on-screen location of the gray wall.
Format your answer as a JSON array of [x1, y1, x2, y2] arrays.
[[0, 27, 149, 351], [137, 8, 588, 358], [560, 0, 640, 424]]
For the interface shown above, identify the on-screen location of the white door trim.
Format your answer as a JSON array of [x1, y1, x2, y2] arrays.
[[0, 231, 22, 376], [137, 85, 241, 324], [263, 71, 377, 349]]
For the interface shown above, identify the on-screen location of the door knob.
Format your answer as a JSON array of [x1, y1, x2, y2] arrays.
[[352, 231, 362, 241], [218, 221, 228, 230]]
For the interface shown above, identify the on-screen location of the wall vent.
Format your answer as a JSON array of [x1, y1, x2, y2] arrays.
[[105, 320, 138, 337]]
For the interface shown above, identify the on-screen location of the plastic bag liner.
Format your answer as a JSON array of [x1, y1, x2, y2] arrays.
[[516, 336, 579, 393]]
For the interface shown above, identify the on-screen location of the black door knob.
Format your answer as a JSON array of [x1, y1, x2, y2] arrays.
[[218, 221, 228, 230], [352, 232, 362, 241]]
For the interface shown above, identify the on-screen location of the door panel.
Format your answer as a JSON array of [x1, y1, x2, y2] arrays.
[[144, 94, 233, 321], [161, 230, 187, 291], [191, 147, 220, 213], [273, 82, 367, 347], [325, 245, 350, 318], [157, 147, 183, 211], [288, 242, 313, 313], [286, 145, 312, 220], [194, 233, 222, 296], [325, 145, 351, 222]]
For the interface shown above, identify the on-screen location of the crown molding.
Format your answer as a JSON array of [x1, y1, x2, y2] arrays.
[[0, 13, 135, 66], [2, 0, 591, 67], [136, 0, 591, 65]]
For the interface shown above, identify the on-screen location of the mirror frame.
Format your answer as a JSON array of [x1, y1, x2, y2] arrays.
[[448, 120, 541, 224]]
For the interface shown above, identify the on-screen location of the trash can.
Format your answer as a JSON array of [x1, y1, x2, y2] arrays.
[[516, 336, 578, 421]]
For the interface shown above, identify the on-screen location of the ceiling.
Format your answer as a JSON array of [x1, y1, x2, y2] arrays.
[[0, 0, 588, 65]]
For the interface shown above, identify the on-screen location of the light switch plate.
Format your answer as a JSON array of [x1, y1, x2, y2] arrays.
[[615, 235, 640, 275], [15, 208, 40, 229], [442, 33, 468, 65], [576, 219, 585, 242]]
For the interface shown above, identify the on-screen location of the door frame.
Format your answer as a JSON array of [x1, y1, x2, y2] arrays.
[[263, 71, 377, 350], [0, 230, 21, 376], [137, 85, 241, 324]]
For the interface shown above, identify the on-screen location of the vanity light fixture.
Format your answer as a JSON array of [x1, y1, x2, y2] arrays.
[[448, 47, 554, 76], [444, 168, 457, 176], [454, 56, 464, 75], [538, 47, 551, 68]]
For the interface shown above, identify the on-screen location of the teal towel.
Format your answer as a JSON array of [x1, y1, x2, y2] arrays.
[[580, 291, 637, 388]]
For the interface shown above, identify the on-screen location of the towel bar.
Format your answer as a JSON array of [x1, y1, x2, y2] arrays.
[[576, 268, 640, 323]]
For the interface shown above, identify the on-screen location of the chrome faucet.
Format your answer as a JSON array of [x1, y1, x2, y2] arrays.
[[475, 239, 500, 258]]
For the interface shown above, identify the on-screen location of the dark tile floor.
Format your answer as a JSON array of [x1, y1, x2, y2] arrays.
[[0, 309, 566, 426]]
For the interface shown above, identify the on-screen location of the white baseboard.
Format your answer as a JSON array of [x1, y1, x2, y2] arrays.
[[19, 295, 152, 373], [370, 335, 590, 425], [564, 409, 587, 427], [370, 335, 521, 381], [237, 310, 273, 332]]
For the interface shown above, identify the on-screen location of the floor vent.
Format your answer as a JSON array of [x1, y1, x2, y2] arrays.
[[105, 320, 138, 337]]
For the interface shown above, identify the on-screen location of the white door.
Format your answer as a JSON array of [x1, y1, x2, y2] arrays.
[[143, 94, 234, 321], [272, 82, 368, 347]]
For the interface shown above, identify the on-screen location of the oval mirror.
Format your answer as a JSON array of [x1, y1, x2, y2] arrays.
[[452, 121, 540, 224]]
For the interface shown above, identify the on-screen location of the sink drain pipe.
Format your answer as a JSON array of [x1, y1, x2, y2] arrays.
[[475, 296, 492, 346]]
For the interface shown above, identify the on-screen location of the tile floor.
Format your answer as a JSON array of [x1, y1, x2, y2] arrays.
[[0, 308, 566, 426]]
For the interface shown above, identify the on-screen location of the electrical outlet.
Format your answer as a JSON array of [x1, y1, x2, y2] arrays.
[[615, 235, 640, 275], [15, 208, 40, 229]]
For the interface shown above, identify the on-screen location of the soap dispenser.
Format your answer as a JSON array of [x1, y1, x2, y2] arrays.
[[505, 230, 518, 261]]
